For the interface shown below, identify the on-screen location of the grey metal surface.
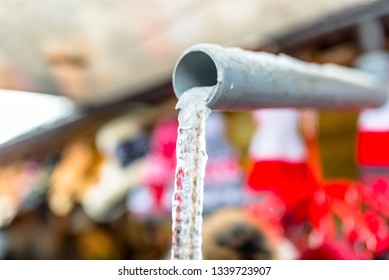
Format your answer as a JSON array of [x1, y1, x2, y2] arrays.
[[173, 43, 387, 111], [357, 19, 386, 52]]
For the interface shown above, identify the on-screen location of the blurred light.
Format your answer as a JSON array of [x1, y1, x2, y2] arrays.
[[0, 89, 75, 145]]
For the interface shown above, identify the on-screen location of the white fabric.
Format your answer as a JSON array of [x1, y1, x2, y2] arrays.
[[126, 186, 154, 215], [356, 51, 389, 132], [82, 158, 145, 222], [249, 108, 306, 162]]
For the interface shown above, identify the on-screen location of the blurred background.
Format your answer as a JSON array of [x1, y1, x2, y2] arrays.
[[1, 0, 389, 260]]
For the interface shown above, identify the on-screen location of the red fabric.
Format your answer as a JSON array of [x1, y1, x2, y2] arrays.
[[150, 118, 178, 158], [357, 131, 389, 166], [141, 118, 178, 215], [306, 180, 389, 258], [364, 211, 389, 253], [299, 242, 358, 260], [247, 160, 317, 207], [308, 189, 336, 239], [245, 193, 286, 238], [359, 179, 389, 217]]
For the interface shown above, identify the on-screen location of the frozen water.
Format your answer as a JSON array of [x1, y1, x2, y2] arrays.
[[171, 86, 212, 260]]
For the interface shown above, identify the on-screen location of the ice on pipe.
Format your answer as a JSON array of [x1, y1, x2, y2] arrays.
[[175, 86, 213, 129], [171, 86, 213, 260]]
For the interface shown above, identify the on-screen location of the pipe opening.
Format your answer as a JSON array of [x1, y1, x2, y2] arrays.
[[173, 51, 218, 97]]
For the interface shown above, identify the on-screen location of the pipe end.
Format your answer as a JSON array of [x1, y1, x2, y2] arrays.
[[173, 45, 220, 102]]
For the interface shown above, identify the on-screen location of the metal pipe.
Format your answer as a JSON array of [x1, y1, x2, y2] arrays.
[[172, 43, 387, 111], [357, 19, 385, 52]]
